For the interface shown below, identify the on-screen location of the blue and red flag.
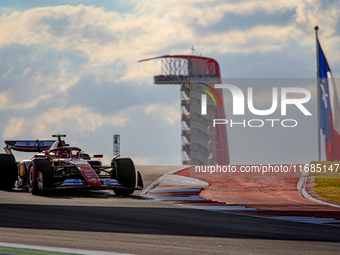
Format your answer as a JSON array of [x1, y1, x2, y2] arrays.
[[318, 37, 340, 160]]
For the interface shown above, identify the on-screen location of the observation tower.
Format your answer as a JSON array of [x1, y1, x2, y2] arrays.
[[139, 55, 229, 165]]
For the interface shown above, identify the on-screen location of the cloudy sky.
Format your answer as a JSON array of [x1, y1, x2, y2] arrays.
[[0, 0, 340, 165]]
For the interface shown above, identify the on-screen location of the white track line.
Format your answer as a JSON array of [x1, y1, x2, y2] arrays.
[[0, 242, 134, 255], [140, 166, 207, 197]]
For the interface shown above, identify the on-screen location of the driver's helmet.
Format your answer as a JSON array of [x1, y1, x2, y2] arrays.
[[58, 149, 70, 158]]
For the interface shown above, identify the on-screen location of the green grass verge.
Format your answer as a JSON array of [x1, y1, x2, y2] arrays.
[[314, 178, 340, 204], [310, 161, 340, 204], [0, 246, 81, 255]]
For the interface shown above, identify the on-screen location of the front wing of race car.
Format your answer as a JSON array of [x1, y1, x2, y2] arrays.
[[55, 178, 120, 189]]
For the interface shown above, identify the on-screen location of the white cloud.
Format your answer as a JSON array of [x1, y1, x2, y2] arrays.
[[144, 103, 180, 125], [34, 105, 130, 135], [0, 84, 50, 111], [0, 91, 10, 109], [1, 67, 13, 77], [1, 101, 180, 140], [0, 105, 131, 140], [0, 1, 338, 83], [0, 65, 81, 111], [204, 24, 299, 54], [220, 0, 297, 15], [2, 117, 25, 139], [23, 67, 32, 76]]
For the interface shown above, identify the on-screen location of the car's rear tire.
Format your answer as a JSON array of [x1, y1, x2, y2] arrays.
[[112, 158, 136, 196], [0, 153, 17, 190], [28, 159, 53, 195]]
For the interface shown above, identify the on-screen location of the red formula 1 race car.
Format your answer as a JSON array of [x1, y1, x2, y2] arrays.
[[0, 135, 143, 196]]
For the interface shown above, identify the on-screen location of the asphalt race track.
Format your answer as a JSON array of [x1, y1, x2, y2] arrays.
[[1, 165, 340, 255]]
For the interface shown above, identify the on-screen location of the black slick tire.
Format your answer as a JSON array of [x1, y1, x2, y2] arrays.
[[28, 159, 53, 195], [113, 158, 136, 196], [0, 153, 17, 190]]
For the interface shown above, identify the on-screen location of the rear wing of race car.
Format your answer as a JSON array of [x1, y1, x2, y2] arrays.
[[4, 140, 56, 152]]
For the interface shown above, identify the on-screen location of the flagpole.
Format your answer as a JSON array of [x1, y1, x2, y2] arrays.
[[315, 26, 321, 161]]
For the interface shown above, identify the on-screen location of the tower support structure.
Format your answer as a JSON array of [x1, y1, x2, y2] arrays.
[[139, 55, 229, 165]]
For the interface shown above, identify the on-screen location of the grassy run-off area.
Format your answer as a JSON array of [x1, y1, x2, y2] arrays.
[[310, 161, 340, 204]]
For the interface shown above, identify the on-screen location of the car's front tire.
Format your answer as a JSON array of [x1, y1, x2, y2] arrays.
[[112, 158, 136, 196]]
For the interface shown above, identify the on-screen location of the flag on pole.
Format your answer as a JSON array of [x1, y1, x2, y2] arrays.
[[317, 37, 340, 160]]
